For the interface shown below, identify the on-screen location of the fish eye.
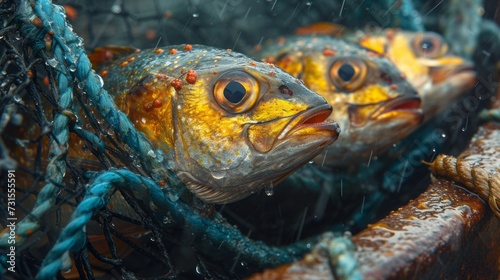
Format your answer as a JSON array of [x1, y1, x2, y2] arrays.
[[329, 57, 367, 92], [412, 32, 448, 58], [214, 71, 260, 113]]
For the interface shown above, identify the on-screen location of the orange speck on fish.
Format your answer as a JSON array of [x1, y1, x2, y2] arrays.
[[169, 48, 177, 55], [268, 71, 276, 77], [157, 73, 169, 80], [153, 99, 162, 108], [390, 84, 398, 90], [184, 44, 193, 51], [185, 69, 197, 84], [121, 61, 129, 67], [155, 48, 164, 54], [322, 48, 336, 56], [249, 61, 257, 67], [31, 16, 43, 26], [171, 78, 182, 91], [128, 57, 135, 62], [101, 70, 108, 77]]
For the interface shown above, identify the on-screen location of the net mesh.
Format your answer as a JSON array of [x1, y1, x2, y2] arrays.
[[1, 0, 499, 279]]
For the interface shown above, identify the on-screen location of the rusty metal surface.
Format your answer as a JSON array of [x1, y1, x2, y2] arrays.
[[249, 105, 500, 279], [355, 180, 500, 280], [248, 180, 500, 279]]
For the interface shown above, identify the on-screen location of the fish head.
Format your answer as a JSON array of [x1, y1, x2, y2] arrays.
[[118, 46, 340, 203], [259, 36, 423, 166], [359, 30, 476, 119]]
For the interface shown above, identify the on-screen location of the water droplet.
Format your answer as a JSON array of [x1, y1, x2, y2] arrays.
[[62, 268, 72, 274], [392, 143, 397, 148], [162, 216, 170, 224], [195, 264, 203, 274], [441, 133, 446, 138], [68, 64, 76, 72], [150, 236, 155, 242], [461, 127, 466, 131], [168, 192, 179, 202], [432, 148, 436, 153], [265, 183, 274, 196], [308, 160, 314, 164], [141, 117, 146, 124], [96, 74, 104, 87], [13, 95, 22, 102], [111, 223, 115, 227], [192, 13, 199, 18], [46, 58, 59, 68], [306, 2, 312, 6], [240, 261, 246, 267], [111, 5, 122, 14], [147, 150, 156, 158], [211, 171, 226, 179], [77, 81, 84, 89]]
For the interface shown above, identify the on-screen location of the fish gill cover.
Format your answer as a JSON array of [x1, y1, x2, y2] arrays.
[[0, 0, 499, 279]]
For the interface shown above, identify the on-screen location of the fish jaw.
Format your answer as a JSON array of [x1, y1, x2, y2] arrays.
[[414, 54, 476, 120], [320, 94, 423, 166]]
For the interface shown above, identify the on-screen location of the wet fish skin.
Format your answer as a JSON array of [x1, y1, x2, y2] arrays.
[[255, 36, 423, 166]]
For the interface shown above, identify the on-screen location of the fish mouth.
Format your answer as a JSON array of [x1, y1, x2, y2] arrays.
[[247, 104, 340, 154], [429, 64, 476, 84], [371, 95, 422, 120], [278, 104, 340, 141], [348, 95, 423, 127]]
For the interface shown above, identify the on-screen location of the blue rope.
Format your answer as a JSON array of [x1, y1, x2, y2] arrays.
[[0, 0, 184, 249], [0, 0, 74, 248], [327, 233, 363, 280], [479, 108, 500, 123], [36, 170, 311, 279]]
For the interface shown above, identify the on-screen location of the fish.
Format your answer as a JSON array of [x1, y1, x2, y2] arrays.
[[253, 36, 423, 166], [295, 23, 477, 120], [88, 44, 340, 203]]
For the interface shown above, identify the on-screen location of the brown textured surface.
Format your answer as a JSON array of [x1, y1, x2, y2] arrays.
[[354, 179, 499, 279], [249, 103, 500, 280]]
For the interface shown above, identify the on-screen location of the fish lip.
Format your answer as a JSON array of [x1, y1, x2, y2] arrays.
[[277, 104, 340, 140], [371, 95, 422, 119], [430, 64, 476, 84]]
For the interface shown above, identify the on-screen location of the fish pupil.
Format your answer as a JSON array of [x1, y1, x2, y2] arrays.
[[420, 39, 434, 51], [224, 81, 246, 104], [338, 63, 355, 81]]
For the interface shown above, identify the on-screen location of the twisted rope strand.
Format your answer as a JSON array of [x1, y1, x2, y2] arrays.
[[428, 154, 500, 219]]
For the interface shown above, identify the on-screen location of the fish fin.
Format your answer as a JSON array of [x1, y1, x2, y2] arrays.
[[295, 22, 348, 37], [88, 46, 140, 70], [188, 183, 254, 204]]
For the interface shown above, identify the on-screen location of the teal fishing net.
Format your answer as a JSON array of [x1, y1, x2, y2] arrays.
[[1, 0, 499, 279]]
